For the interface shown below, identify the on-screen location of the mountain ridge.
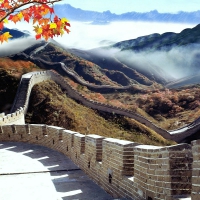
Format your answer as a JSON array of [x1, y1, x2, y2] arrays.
[[2, 27, 29, 39], [54, 4, 200, 24], [111, 24, 200, 51]]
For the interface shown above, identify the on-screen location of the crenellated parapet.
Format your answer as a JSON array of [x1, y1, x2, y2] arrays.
[[0, 71, 53, 125], [134, 144, 193, 199], [0, 107, 25, 125], [0, 124, 199, 200]]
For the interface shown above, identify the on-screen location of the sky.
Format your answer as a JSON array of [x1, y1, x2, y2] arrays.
[[58, 0, 200, 14]]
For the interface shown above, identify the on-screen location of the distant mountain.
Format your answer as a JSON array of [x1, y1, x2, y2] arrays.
[[166, 74, 200, 89], [2, 27, 29, 39], [54, 4, 200, 24], [111, 24, 200, 51], [67, 24, 200, 85], [68, 47, 174, 85]]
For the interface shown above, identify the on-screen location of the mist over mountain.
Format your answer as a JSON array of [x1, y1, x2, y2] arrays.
[[0, 37, 40, 57], [68, 23, 200, 83], [54, 4, 200, 24], [1, 27, 30, 39], [2, 22, 200, 87]]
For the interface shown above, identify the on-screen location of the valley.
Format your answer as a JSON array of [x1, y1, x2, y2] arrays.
[[1, 24, 200, 144]]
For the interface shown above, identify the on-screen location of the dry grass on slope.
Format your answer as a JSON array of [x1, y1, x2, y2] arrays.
[[0, 58, 39, 78], [0, 58, 40, 113], [0, 68, 20, 113], [26, 80, 175, 146]]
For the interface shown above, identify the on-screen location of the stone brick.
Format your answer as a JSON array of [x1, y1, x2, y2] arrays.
[[0, 123, 198, 199]]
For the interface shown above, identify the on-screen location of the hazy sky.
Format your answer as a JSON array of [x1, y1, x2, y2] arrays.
[[58, 0, 200, 14]]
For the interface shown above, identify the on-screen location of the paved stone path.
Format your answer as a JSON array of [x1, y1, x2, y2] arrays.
[[0, 142, 114, 200]]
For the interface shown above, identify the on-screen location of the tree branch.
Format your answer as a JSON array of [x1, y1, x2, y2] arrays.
[[0, 0, 61, 22]]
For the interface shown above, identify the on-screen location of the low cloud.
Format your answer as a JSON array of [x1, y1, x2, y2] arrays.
[[3, 20, 195, 50], [80, 43, 200, 82], [110, 44, 200, 80], [0, 37, 40, 57], [55, 21, 195, 50], [1, 21, 199, 81]]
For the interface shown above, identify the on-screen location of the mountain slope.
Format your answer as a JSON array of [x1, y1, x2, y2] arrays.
[[2, 42, 200, 143], [112, 24, 200, 51], [166, 74, 200, 89], [68, 47, 173, 85], [0, 62, 174, 145], [25, 79, 174, 146], [69, 24, 200, 86], [11, 41, 161, 87]]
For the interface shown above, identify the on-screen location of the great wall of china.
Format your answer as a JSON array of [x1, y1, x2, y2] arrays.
[[1, 68, 200, 143], [1, 42, 200, 199]]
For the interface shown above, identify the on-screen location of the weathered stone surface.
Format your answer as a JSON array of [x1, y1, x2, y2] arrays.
[[1, 124, 200, 199], [0, 142, 113, 200]]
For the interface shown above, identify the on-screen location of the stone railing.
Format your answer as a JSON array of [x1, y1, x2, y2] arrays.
[[0, 124, 199, 200]]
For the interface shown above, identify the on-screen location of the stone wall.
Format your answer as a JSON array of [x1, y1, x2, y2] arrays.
[[192, 140, 200, 200], [0, 71, 53, 125], [0, 124, 198, 200], [2, 69, 200, 142]]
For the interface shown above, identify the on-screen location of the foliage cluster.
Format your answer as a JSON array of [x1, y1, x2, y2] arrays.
[[66, 77, 200, 130], [136, 88, 200, 117], [0, 58, 39, 76], [0, 68, 19, 113], [0, 0, 70, 42]]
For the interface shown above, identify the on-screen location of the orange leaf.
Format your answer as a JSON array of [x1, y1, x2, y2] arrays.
[[0, 0, 71, 42], [0, 32, 12, 43], [11, 15, 20, 23]]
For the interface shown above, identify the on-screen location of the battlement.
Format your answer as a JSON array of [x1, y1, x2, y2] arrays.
[[0, 107, 25, 125], [0, 124, 199, 200]]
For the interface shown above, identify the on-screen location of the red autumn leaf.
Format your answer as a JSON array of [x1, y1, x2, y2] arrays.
[[0, 22, 4, 30], [65, 22, 70, 27], [49, 7, 54, 14], [35, 34, 41, 40], [54, 15, 59, 22], [8, 15, 13, 20], [0, 0, 71, 43], [64, 26, 70, 33], [23, 13, 30, 23]]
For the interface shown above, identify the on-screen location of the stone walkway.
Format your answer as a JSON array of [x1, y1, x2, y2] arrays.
[[0, 142, 114, 200]]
